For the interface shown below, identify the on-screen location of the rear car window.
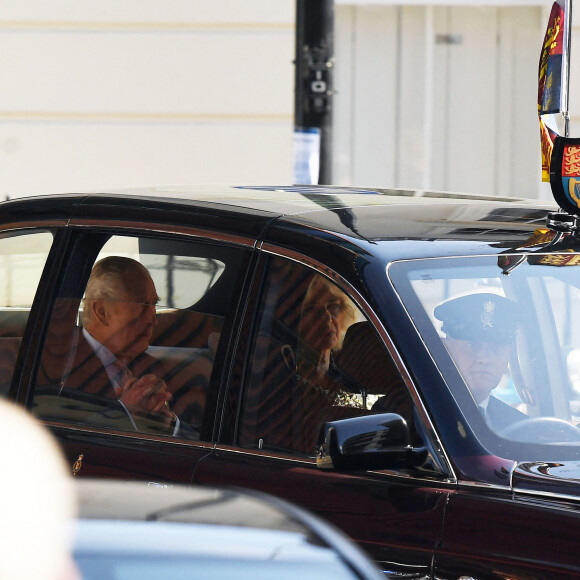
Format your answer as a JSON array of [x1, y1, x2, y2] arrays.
[[0, 230, 53, 395], [32, 233, 246, 440]]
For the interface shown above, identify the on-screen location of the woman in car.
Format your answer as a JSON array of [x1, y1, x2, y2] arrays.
[[296, 273, 358, 387]]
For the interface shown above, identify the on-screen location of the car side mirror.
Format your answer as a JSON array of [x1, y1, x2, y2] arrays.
[[316, 413, 427, 471]]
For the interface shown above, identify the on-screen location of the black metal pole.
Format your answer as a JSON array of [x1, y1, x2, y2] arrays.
[[294, 0, 334, 184]]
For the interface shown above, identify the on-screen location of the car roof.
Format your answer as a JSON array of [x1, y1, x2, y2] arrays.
[[0, 185, 557, 257]]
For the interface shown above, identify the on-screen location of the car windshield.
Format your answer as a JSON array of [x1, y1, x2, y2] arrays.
[[389, 252, 580, 459]]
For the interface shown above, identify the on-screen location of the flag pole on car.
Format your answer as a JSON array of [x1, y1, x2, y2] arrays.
[[537, 0, 580, 229]]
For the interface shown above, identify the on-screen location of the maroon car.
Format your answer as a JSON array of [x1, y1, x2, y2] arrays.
[[3, 185, 580, 578]]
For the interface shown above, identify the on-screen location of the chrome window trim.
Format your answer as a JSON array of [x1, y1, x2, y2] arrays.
[[44, 420, 216, 449], [259, 242, 456, 483], [211, 443, 317, 465], [212, 443, 457, 487], [0, 219, 258, 249], [456, 476, 517, 494], [69, 219, 257, 248], [0, 220, 67, 232]]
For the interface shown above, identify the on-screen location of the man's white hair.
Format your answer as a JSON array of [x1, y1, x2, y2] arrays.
[[82, 255, 151, 329]]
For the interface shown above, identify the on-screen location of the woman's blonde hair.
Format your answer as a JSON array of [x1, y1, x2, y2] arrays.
[[301, 274, 359, 350]]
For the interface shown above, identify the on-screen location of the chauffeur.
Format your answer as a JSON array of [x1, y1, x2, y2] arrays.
[[434, 292, 526, 431]]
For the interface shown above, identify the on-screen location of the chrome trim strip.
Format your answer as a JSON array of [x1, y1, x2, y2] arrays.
[[212, 444, 457, 486], [259, 242, 457, 483], [212, 444, 315, 465], [456, 478, 516, 493], [0, 219, 68, 232], [45, 421, 216, 449], [69, 219, 256, 247], [511, 486, 580, 505]]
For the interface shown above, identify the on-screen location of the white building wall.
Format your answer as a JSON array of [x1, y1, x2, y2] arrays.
[[0, 1, 576, 201], [334, 3, 553, 199], [0, 1, 295, 199]]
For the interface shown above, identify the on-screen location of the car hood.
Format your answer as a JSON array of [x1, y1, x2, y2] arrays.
[[512, 461, 580, 497]]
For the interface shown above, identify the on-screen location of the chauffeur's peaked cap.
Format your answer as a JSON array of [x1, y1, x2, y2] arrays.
[[434, 292, 520, 344]]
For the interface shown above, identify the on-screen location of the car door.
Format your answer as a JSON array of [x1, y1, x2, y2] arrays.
[[435, 488, 580, 579], [23, 226, 254, 483], [194, 252, 451, 577]]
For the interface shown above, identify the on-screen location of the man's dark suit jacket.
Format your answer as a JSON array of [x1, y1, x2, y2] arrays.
[[63, 330, 171, 397], [37, 329, 180, 436]]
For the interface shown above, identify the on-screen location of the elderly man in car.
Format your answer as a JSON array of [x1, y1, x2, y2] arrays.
[[65, 256, 180, 435], [435, 292, 526, 432]]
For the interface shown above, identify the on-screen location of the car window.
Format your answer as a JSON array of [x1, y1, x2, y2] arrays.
[[0, 230, 53, 396], [32, 233, 246, 440], [97, 236, 226, 309], [240, 256, 414, 457], [389, 252, 580, 459]]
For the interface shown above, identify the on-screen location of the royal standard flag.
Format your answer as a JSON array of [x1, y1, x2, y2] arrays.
[[538, 0, 566, 181]]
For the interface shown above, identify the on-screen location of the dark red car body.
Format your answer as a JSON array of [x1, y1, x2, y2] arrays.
[[3, 186, 580, 579]]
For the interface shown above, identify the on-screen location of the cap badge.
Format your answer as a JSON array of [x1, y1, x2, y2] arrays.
[[481, 300, 495, 328]]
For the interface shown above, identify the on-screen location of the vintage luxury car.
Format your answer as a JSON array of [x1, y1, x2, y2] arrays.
[[73, 479, 382, 579], [3, 185, 580, 578]]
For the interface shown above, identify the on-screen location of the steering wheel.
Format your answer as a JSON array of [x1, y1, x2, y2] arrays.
[[499, 416, 580, 443]]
